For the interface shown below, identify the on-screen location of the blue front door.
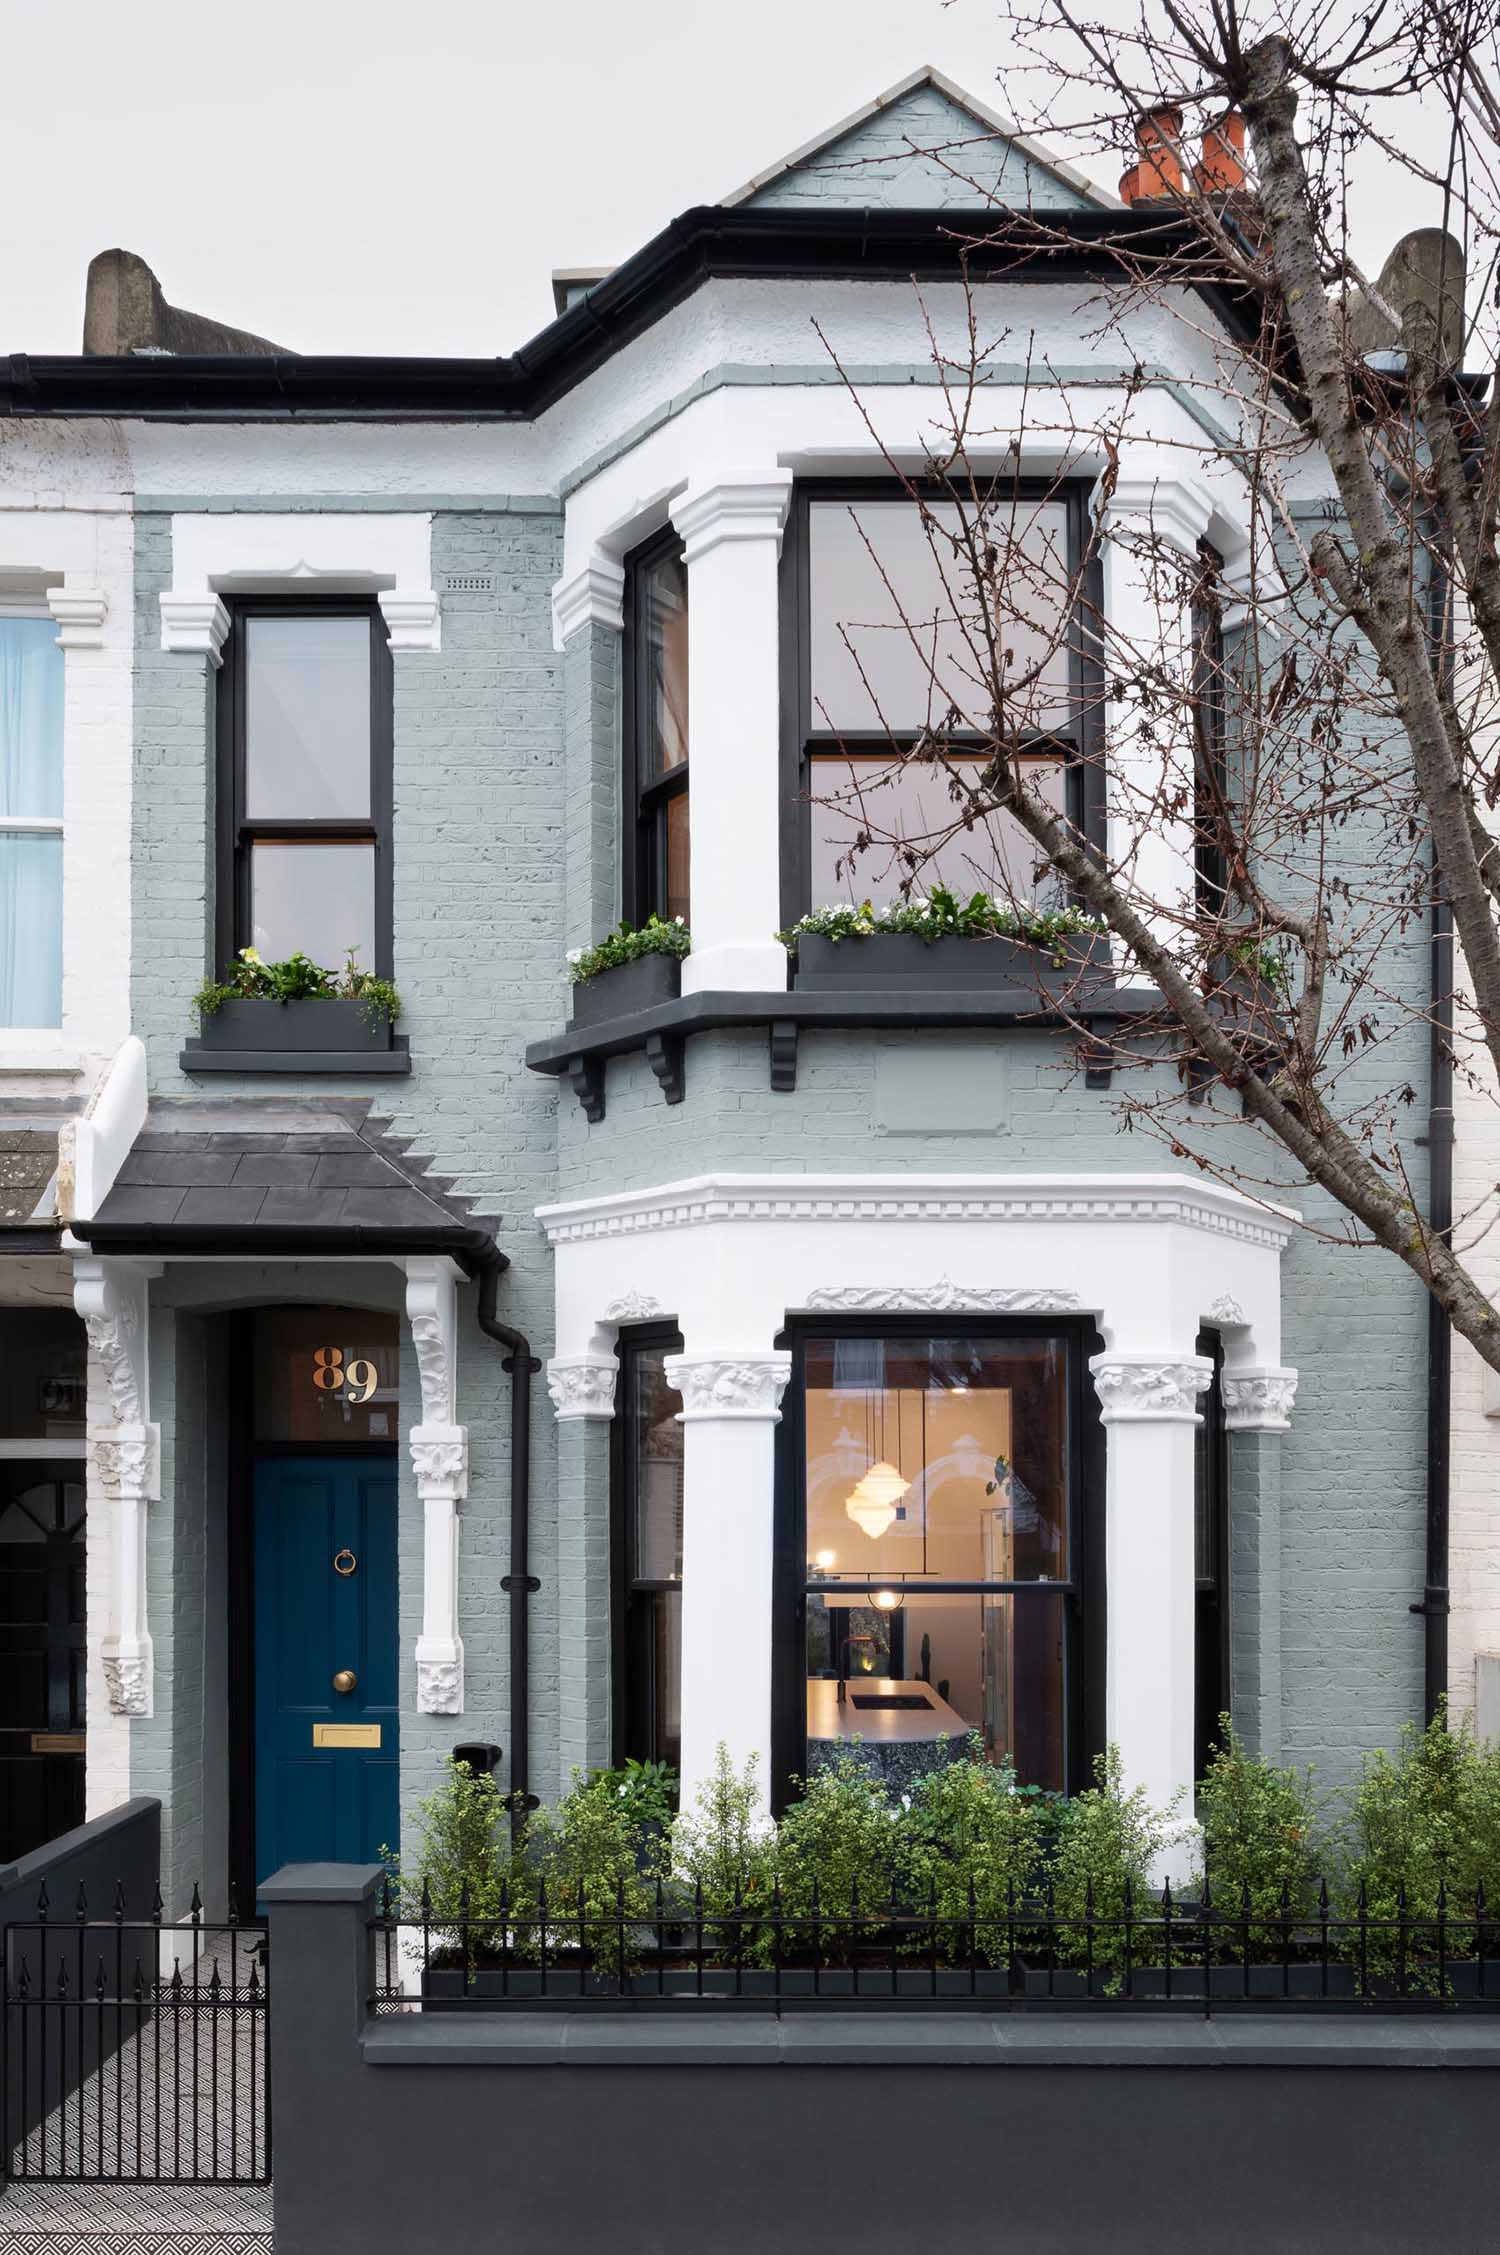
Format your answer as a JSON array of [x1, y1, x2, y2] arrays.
[[253, 1456, 399, 1892]]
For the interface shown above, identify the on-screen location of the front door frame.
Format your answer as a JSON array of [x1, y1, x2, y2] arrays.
[[225, 1309, 400, 1915]]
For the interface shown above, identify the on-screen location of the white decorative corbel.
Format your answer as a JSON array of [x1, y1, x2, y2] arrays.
[[405, 1259, 468, 1714], [46, 585, 108, 649], [1221, 1367, 1299, 1431], [377, 590, 442, 654], [158, 592, 231, 665], [551, 556, 625, 650], [1089, 1352, 1214, 1423], [74, 1257, 159, 1718], [546, 1356, 618, 1420]]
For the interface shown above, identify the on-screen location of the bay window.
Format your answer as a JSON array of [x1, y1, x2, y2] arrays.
[[0, 606, 64, 1028], [614, 1329, 685, 1769], [622, 532, 690, 927], [784, 483, 1100, 919], [778, 1323, 1098, 1797], [216, 602, 392, 977]]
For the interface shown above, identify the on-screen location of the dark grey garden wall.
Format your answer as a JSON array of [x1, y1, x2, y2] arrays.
[[267, 1868, 1500, 2255]]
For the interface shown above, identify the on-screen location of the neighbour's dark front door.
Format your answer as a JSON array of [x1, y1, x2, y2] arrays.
[[252, 1455, 398, 1892], [0, 1465, 86, 1861]]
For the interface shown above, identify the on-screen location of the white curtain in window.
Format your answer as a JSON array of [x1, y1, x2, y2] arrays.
[[0, 617, 65, 1027]]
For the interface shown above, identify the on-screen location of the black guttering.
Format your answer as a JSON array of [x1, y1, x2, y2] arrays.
[[70, 1220, 498, 1270], [0, 207, 1261, 423], [475, 1251, 542, 1832]]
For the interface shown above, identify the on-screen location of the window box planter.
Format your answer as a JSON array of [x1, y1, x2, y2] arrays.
[[181, 996, 409, 1076], [568, 950, 682, 1029], [791, 930, 1114, 992]]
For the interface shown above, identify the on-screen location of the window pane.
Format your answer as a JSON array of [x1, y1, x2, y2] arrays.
[[629, 1348, 683, 1581], [250, 840, 375, 970], [808, 751, 1067, 906], [805, 1588, 1065, 1788], [244, 616, 371, 819], [0, 1310, 86, 1437], [252, 1306, 400, 1444], [663, 791, 690, 925], [640, 550, 689, 780], [0, 618, 64, 818], [0, 832, 62, 1027], [804, 1334, 1070, 1584], [649, 1588, 682, 1771], [809, 500, 1072, 734]]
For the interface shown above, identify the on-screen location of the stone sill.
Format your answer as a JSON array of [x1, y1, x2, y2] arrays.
[[361, 2009, 1500, 2070], [179, 1041, 412, 1077], [524, 984, 1158, 1123]]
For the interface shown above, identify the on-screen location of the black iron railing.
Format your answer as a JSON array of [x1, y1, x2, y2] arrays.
[[2, 1883, 270, 2184], [369, 1873, 1500, 2015]]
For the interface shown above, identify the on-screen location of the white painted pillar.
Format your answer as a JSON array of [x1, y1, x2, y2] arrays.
[[669, 477, 793, 996], [664, 1351, 791, 1815], [1091, 454, 1215, 955], [73, 1257, 160, 1723], [1090, 1350, 1213, 1880], [547, 1355, 620, 1778], [405, 1258, 469, 1715]]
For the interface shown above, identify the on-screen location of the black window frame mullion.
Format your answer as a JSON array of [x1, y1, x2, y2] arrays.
[[215, 595, 393, 982], [611, 1321, 686, 1768], [781, 477, 1105, 921]]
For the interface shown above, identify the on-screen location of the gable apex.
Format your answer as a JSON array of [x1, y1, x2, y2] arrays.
[[721, 65, 1112, 214]]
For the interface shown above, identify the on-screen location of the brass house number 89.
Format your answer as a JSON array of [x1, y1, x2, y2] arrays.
[[312, 1346, 380, 1404]]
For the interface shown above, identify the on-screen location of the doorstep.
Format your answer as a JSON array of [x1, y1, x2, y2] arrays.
[[0, 2178, 272, 2251]]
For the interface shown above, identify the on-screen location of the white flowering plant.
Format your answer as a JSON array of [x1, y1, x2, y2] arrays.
[[194, 946, 401, 1025], [777, 886, 1105, 961], [567, 914, 691, 985]]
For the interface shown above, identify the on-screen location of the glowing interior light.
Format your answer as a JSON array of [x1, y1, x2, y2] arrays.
[[872, 1588, 901, 1613], [814, 1549, 837, 1570], [844, 1458, 910, 1540]]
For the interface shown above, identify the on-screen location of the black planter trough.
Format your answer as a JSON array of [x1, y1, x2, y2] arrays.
[[568, 950, 682, 1028], [792, 930, 1114, 993], [194, 996, 395, 1053]]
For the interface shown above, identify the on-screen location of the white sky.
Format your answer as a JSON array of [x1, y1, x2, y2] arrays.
[[0, 0, 1445, 360]]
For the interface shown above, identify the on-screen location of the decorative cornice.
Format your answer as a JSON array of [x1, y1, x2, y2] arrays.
[[377, 589, 442, 654], [416, 1649, 464, 1716], [1091, 457, 1217, 557], [605, 1291, 665, 1323], [669, 475, 794, 568], [46, 585, 107, 648], [546, 1356, 618, 1420], [1089, 1353, 1214, 1423], [552, 556, 626, 647], [537, 1174, 1298, 1253], [1222, 1368, 1298, 1432], [409, 1422, 469, 1499], [664, 1353, 792, 1421], [805, 1280, 1083, 1314], [103, 1642, 152, 1719], [1207, 1295, 1246, 1326], [158, 592, 231, 664]]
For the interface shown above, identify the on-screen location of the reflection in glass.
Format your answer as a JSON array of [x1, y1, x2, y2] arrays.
[[251, 840, 376, 969], [808, 750, 1067, 907], [641, 551, 689, 779], [622, 1344, 684, 1769], [252, 1306, 400, 1444], [0, 832, 62, 1027], [809, 499, 1073, 735], [802, 1333, 1071, 1789], [629, 1350, 683, 1582], [244, 616, 371, 819], [663, 791, 691, 927], [0, 1310, 86, 1437]]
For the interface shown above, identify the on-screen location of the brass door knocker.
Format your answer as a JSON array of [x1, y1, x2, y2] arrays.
[[333, 1548, 358, 1577]]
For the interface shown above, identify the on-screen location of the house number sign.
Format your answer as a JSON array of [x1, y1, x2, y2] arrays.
[[311, 1346, 380, 1404]]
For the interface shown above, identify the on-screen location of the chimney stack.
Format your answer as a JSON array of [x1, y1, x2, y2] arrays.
[[1119, 106, 1248, 205]]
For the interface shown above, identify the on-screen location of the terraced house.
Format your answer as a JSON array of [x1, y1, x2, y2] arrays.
[[0, 66, 1488, 1930]]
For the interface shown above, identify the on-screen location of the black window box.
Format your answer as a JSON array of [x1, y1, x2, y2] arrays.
[[568, 951, 682, 1029], [181, 996, 410, 1076], [791, 930, 1115, 991]]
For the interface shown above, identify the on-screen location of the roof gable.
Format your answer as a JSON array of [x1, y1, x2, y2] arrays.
[[724, 67, 1104, 214]]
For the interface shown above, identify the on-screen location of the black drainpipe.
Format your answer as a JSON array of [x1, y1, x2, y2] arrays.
[[475, 1250, 542, 1828]]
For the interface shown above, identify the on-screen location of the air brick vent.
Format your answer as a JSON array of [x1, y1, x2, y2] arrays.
[[442, 572, 494, 594]]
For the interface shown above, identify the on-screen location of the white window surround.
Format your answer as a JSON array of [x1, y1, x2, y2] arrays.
[[536, 1167, 1297, 1861], [160, 514, 441, 662]]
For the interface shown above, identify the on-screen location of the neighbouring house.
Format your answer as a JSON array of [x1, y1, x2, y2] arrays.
[[0, 66, 1490, 1916]]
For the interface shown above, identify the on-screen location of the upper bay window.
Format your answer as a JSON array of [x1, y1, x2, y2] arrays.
[[623, 532, 690, 927], [785, 483, 1098, 919], [0, 606, 64, 1028], [216, 602, 392, 978]]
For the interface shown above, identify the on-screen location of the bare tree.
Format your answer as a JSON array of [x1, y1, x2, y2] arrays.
[[801, 0, 1500, 1368]]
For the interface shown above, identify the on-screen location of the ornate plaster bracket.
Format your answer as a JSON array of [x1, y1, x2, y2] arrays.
[[546, 1357, 618, 1421], [604, 1292, 665, 1324], [405, 1259, 469, 1715], [664, 1354, 792, 1423], [1089, 1352, 1214, 1424], [74, 1257, 159, 1718], [1221, 1367, 1299, 1432]]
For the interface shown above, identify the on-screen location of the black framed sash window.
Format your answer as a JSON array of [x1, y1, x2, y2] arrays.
[[612, 1328, 685, 1769], [780, 481, 1103, 923], [622, 531, 690, 926], [776, 1322, 1101, 1801], [1193, 1328, 1229, 1778], [216, 600, 393, 978]]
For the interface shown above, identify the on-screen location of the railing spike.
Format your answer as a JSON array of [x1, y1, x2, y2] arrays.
[[75, 1881, 88, 1922]]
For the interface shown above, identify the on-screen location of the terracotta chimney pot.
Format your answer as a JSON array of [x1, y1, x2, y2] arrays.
[[1133, 105, 1185, 197], [1194, 110, 1248, 194]]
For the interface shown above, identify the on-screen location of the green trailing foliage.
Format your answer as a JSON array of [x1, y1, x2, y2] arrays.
[[900, 1740, 1048, 1965], [194, 945, 400, 1025], [1338, 1705, 1500, 1975], [397, 1753, 511, 1955], [587, 1757, 680, 1832], [775, 1753, 907, 1952], [778, 886, 1105, 960], [1194, 1716, 1320, 1958], [566, 914, 691, 984], [1048, 1750, 1183, 1982], [669, 1747, 778, 1960]]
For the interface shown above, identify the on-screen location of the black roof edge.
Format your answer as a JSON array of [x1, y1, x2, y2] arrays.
[[1, 205, 1260, 423], [0, 1224, 63, 1256], [70, 1221, 504, 1276]]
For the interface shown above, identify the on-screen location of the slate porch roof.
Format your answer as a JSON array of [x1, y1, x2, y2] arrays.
[[72, 1100, 500, 1270], [0, 1114, 70, 1253]]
